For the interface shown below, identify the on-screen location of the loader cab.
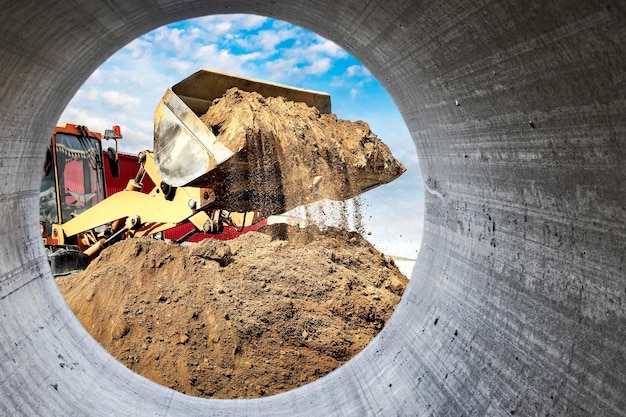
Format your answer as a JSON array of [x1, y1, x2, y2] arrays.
[[40, 124, 121, 237]]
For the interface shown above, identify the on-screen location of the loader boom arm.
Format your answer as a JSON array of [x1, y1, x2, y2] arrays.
[[51, 150, 231, 259]]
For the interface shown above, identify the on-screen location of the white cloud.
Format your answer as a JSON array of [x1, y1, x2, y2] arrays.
[[303, 58, 331, 75], [151, 27, 197, 55], [57, 106, 111, 133], [195, 14, 267, 31], [161, 57, 196, 75], [213, 21, 233, 35], [307, 39, 347, 58], [193, 43, 218, 59], [237, 14, 267, 29], [249, 27, 299, 51], [346, 64, 371, 78], [124, 37, 152, 60], [194, 44, 264, 75], [115, 126, 154, 155], [263, 57, 300, 79], [101, 90, 141, 110]]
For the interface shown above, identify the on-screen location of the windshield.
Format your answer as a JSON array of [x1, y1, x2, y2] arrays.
[[45, 132, 105, 227]]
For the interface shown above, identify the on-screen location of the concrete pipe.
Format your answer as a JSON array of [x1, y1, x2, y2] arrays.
[[0, 1, 624, 415]]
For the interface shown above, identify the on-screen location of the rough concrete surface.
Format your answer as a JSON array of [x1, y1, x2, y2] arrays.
[[0, 1, 624, 416]]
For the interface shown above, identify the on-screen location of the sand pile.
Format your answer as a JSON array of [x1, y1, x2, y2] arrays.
[[57, 224, 407, 399], [190, 87, 405, 216]]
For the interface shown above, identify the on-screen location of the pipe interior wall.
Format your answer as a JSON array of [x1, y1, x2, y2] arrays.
[[0, 1, 624, 415]]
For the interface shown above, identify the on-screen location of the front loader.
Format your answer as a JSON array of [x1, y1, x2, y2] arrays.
[[42, 69, 401, 276]]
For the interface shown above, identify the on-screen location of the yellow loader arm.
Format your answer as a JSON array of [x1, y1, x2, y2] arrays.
[[52, 151, 229, 259]]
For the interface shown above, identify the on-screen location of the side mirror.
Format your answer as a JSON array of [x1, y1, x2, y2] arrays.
[[44, 147, 53, 177], [107, 147, 120, 179], [103, 125, 122, 179]]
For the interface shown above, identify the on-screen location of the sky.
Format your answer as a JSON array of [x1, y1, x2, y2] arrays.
[[58, 14, 424, 259]]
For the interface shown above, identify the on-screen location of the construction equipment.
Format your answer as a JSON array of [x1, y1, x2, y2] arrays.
[[40, 123, 122, 275], [40, 122, 259, 276], [41, 69, 402, 276]]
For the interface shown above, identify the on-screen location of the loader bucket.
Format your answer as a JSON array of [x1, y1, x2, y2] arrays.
[[153, 69, 331, 187]]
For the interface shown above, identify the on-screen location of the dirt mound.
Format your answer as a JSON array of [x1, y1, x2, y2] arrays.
[[194, 87, 406, 216], [57, 224, 407, 399]]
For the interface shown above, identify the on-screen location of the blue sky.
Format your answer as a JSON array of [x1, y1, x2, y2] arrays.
[[58, 14, 424, 259]]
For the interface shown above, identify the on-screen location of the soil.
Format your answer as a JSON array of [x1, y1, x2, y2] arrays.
[[195, 87, 406, 216], [57, 224, 408, 399]]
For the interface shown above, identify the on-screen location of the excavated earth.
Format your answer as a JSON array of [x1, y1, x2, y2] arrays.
[[194, 87, 406, 216], [57, 224, 408, 399]]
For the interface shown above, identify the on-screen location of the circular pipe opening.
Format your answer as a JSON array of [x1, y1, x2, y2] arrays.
[[1, 1, 624, 416], [51, 14, 423, 399]]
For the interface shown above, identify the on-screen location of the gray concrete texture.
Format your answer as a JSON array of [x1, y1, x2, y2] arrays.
[[0, 0, 624, 416]]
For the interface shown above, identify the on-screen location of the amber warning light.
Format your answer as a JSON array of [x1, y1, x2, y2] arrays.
[[104, 125, 122, 140]]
